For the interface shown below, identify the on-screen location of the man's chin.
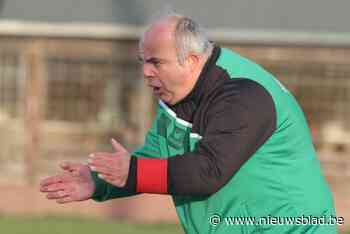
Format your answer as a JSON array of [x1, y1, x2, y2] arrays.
[[158, 95, 174, 105], [153, 92, 176, 105]]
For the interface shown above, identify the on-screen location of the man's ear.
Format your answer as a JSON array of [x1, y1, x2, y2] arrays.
[[186, 54, 200, 72]]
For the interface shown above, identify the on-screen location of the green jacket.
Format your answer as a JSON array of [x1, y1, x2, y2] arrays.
[[92, 47, 336, 234]]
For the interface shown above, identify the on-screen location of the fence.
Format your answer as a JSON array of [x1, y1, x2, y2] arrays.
[[0, 37, 155, 185], [0, 37, 349, 221]]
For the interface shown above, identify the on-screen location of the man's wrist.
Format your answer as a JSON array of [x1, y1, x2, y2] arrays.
[[121, 156, 137, 193], [90, 170, 107, 201]]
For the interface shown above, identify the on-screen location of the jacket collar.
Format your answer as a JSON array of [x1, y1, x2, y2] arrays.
[[172, 45, 221, 108]]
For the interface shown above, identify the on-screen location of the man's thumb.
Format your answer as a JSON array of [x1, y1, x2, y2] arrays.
[[111, 138, 126, 153]]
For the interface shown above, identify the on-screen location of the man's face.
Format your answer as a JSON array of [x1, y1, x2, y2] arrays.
[[139, 22, 192, 105]]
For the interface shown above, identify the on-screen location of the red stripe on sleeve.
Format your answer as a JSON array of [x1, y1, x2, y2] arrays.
[[136, 158, 168, 194]]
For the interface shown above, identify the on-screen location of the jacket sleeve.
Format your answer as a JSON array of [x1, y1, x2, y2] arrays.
[[135, 79, 277, 196], [91, 108, 161, 202]]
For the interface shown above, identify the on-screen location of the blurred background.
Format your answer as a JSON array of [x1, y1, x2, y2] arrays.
[[0, 0, 349, 233]]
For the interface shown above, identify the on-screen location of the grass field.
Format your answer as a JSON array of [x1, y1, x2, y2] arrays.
[[0, 215, 183, 234], [0, 215, 348, 234]]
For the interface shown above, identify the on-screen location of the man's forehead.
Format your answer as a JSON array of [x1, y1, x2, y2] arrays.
[[144, 27, 173, 44], [138, 18, 178, 58], [139, 34, 175, 58]]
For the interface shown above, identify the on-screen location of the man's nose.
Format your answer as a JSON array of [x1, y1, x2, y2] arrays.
[[142, 63, 155, 79]]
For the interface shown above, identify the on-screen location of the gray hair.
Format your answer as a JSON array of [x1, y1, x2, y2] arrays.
[[141, 13, 213, 65], [174, 16, 213, 65]]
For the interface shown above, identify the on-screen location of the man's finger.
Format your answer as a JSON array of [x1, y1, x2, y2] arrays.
[[87, 157, 116, 168], [56, 196, 74, 204], [111, 138, 127, 153], [40, 183, 66, 193], [46, 190, 69, 200], [89, 165, 114, 175], [40, 176, 62, 187], [89, 152, 115, 160]]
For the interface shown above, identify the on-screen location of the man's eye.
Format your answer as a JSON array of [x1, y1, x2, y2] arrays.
[[139, 57, 162, 68], [149, 60, 161, 68]]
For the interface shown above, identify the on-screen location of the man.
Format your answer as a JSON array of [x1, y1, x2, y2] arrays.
[[40, 14, 337, 233]]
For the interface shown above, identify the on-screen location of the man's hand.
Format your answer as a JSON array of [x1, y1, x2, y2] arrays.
[[88, 138, 131, 187], [39, 162, 95, 204]]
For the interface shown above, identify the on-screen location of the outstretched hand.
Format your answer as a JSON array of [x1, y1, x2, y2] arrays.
[[40, 162, 95, 204], [88, 138, 131, 188]]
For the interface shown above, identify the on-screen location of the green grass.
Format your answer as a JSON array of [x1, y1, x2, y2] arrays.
[[0, 215, 183, 234], [0, 215, 348, 234]]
